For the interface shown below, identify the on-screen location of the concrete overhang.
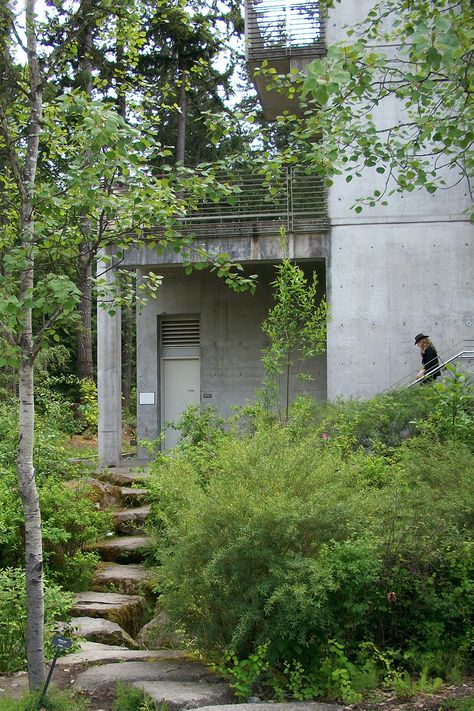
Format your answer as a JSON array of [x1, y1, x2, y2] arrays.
[[121, 229, 328, 269], [248, 53, 321, 121]]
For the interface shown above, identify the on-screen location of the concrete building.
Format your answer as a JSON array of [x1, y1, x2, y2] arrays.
[[98, 0, 473, 465]]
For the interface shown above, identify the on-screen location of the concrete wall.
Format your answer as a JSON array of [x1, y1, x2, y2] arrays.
[[325, 1, 474, 398], [136, 262, 327, 447]]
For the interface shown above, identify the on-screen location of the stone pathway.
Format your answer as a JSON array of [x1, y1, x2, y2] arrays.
[[67, 465, 238, 709], [0, 464, 343, 711]]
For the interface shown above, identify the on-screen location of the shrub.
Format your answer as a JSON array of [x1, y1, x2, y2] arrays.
[[0, 468, 110, 587], [0, 568, 74, 673], [0, 687, 90, 711], [113, 683, 156, 711], [149, 406, 473, 676]]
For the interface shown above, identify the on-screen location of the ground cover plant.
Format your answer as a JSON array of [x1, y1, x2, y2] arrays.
[[0, 397, 112, 672], [146, 378, 474, 703], [0, 687, 90, 711]]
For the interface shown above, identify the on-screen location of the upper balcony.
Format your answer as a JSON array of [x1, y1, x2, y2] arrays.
[[245, 0, 325, 119], [121, 166, 328, 268]]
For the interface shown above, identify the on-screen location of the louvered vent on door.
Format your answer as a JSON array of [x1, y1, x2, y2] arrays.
[[161, 319, 200, 348]]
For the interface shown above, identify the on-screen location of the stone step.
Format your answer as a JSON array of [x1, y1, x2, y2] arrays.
[[121, 487, 150, 506], [74, 659, 230, 694], [71, 591, 146, 638], [64, 477, 122, 510], [113, 505, 151, 535], [89, 535, 153, 563], [57, 642, 186, 667], [193, 704, 343, 711], [93, 562, 154, 596], [137, 610, 182, 650], [69, 616, 138, 649], [132, 681, 233, 711], [101, 468, 149, 487]]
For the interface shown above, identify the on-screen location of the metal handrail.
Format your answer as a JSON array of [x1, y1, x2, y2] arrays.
[[245, 0, 325, 61], [406, 349, 474, 388], [386, 340, 474, 391]]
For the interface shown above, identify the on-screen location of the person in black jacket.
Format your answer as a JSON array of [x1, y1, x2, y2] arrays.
[[415, 333, 441, 381]]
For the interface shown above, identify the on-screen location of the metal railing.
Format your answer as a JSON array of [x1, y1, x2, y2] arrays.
[[245, 0, 325, 61], [389, 340, 474, 390], [162, 167, 328, 238]]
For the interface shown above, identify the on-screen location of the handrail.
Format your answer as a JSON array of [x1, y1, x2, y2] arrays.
[[386, 340, 474, 392], [406, 349, 474, 388]]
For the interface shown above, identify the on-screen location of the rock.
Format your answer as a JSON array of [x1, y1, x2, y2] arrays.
[[137, 610, 183, 650], [192, 705, 343, 711], [121, 487, 150, 506], [113, 505, 151, 535], [93, 562, 154, 596], [57, 642, 186, 667], [74, 658, 226, 691], [64, 477, 122, 510], [69, 616, 138, 649], [133, 681, 234, 710], [71, 591, 145, 637], [101, 468, 149, 486], [88, 535, 153, 563]]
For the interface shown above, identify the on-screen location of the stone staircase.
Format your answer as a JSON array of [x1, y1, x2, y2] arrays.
[[70, 467, 153, 642], [57, 465, 341, 711], [64, 465, 235, 709]]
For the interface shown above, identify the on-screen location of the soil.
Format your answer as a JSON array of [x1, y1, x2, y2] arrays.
[[344, 678, 474, 711], [1, 669, 472, 711]]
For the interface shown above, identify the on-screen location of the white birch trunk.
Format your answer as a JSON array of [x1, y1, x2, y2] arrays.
[[16, 0, 46, 689]]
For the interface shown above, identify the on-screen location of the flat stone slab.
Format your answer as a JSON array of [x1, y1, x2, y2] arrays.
[[113, 505, 151, 534], [69, 616, 138, 649], [102, 468, 149, 486], [71, 591, 145, 637], [93, 562, 153, 596], [57, 642, 186, 666], [89, 535, 153, 563], [193, 705, 342, 711], [74, 659, 225, 691], [121, 487, 150, 506], [133, 681, 234, 711]]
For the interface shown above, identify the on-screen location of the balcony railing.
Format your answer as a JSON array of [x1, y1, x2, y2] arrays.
[[245, 0, 325, 62], [174, 167, 328, 238]]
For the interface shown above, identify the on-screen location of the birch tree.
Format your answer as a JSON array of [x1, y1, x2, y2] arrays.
[[0, 0, 254, 687]]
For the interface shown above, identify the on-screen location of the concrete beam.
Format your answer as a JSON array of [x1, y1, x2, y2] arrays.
[[122, 231, 327, 269]]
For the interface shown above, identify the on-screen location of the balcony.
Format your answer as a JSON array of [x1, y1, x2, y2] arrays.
[[179, 167, 327, 238], [245, 0, 325, 119], [122, 167, 328, 268]]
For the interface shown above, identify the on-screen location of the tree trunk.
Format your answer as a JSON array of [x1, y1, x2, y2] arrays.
[[18, 352, 45, 690], [76, 256, 93, 380], [17, 0, 46, 688], [115, 37, 133, 413], [76, 17, 94, 380], [176, 65, 186, 164], [122, 303, 133, 413]]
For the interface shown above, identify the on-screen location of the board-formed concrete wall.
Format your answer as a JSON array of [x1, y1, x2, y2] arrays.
[[136, 263, 327, 446], [325, 1, 474, 398]]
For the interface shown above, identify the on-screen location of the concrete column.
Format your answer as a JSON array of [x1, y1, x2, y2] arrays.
[[97, 250, 122, 466]]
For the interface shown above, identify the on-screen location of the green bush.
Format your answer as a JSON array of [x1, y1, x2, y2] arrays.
[[148, 393, 474, 681], [0, 399, 79, 478], [0, 687, 89, 711], [0, 468, 110, 587], [0, 568, 74, 673], [113, 683, 156, 711]]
